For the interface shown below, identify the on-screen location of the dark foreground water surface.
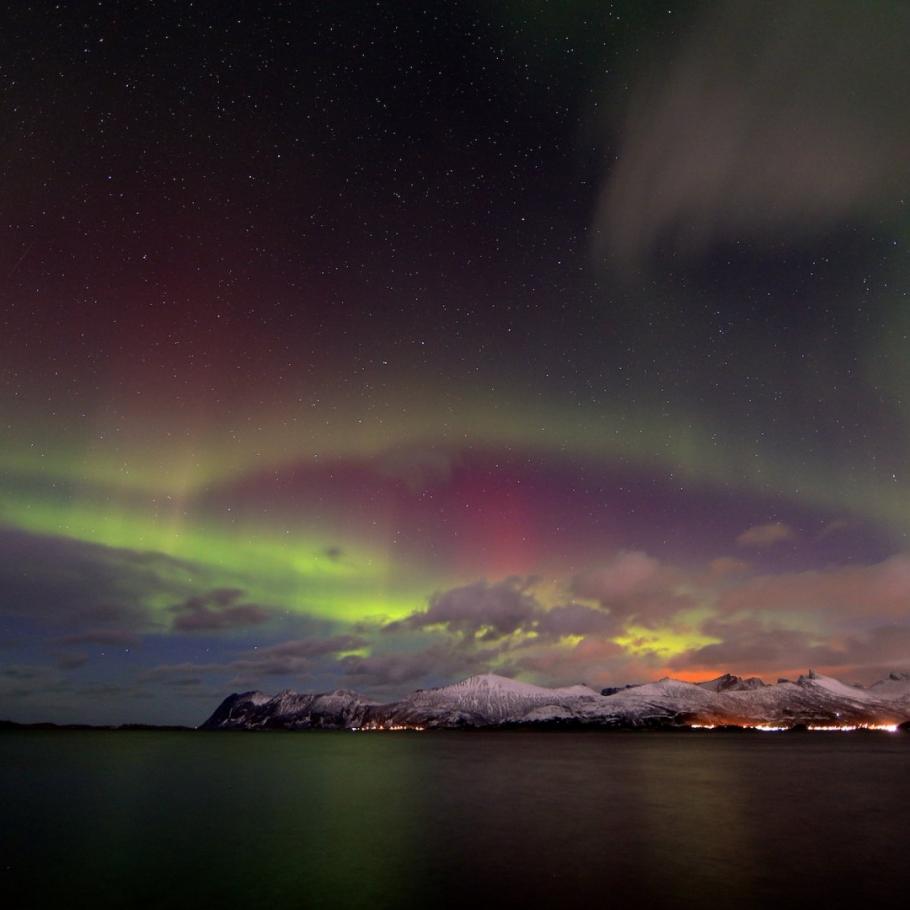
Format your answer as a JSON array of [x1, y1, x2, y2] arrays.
[[3, 730, 909, 909]]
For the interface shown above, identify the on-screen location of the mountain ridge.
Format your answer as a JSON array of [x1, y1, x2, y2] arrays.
[[200, 670, 910, 731]]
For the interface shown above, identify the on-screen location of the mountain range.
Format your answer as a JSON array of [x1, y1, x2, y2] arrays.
[[201, 670, 910, 731]]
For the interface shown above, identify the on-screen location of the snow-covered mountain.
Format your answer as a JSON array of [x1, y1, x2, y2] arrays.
[[696, 673, 766, 692], [374, 673, 603, 727], [201, 670, 910, 730], [868, 671, 910, 711], [201, 689, 377, 730]]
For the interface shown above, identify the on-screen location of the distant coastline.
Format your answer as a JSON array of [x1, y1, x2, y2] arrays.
[[9, 669, 910, 733], [4, 718, 910, 734], [0, 719, 194, 732]]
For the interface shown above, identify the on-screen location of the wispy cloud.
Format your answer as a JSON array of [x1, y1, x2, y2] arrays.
[[595, 0, 910, 268], [736, 522, 796, 548], [169, 589, 273, 632]]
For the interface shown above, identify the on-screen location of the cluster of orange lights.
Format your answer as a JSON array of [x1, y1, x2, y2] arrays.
[[350, 723, 425, 732], [690, 722, 899, 733]]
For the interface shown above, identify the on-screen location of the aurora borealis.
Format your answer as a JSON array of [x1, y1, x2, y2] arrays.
[[3, 1, 910, 724]]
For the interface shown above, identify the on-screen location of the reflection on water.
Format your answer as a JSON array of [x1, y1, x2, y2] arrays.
[[3, 731, 909, 908], [633, 735, 756, 903]]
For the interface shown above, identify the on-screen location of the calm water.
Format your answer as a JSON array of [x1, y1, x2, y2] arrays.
[[2, 730, 909, 908]]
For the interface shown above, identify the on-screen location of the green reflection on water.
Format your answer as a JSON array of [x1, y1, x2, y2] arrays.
[[5, 730, 910, 909], [3, 732, 427, 910]]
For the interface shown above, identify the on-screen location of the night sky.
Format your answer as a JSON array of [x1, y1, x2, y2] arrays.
[[3, 1, 910, 724]]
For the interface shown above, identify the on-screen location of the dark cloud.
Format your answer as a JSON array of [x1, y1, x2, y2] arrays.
[[338, 642, 501, 691], [0, 664, 66, 700], [596, 0, 910, 267], [509, 636, 632, 690], [716, 555, 910, 621], [230, 635, 365, 676], [161, 676, 204, 688], [1, 664, 52, 681], [572, 551, 662, 601], [169, 588, 272, 632], [817, 519, 851, 540], [534, 602, 619, 639], [668, 620, 834, 674], [142, 634, 366, 684], [0, 526, 195, 631], [55, 652, 89, 671], [390, 577, 540, 640], [381, 559, 697, 669], [570, 551, 692, 626], [668, 617, 910, 678], [837, 626, 910, 673]]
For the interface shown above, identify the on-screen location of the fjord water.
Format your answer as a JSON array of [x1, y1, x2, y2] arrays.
[[3, 731, 909, 908]]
